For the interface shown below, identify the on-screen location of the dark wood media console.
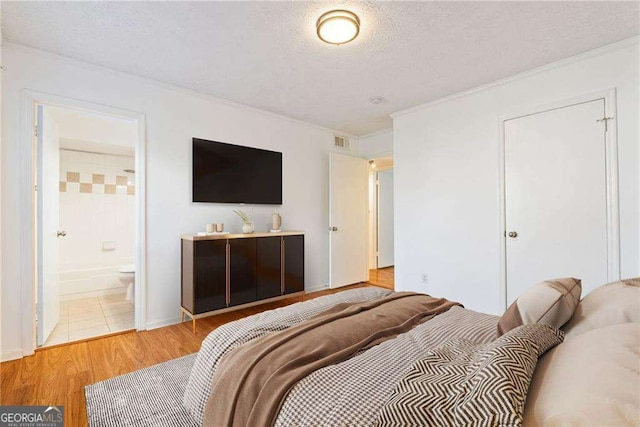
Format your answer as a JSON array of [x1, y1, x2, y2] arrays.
[[181, 231, 304, 332]]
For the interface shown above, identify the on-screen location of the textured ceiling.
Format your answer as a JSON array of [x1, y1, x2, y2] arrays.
[[3, 1, 639, 135]]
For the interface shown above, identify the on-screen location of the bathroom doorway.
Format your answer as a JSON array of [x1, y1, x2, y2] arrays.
[[35, 103, 142, 347]]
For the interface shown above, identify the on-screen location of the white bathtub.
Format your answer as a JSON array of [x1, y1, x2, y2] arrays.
[[59, 265, 129, 301]]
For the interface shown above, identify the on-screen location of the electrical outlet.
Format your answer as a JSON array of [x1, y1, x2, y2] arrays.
[[422, 273, 428, 284]]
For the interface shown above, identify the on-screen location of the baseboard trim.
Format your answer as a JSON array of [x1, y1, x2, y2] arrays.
[[1, 349, 24, 362], [145, 316, 182, 331], [305, 284, 329, 294]]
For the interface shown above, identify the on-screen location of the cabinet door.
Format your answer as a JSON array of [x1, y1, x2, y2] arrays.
[[229, 238, 257, 306], [284, 235, 304, 294], [256, 237, 282, 300], [194, 240, 227, 314]]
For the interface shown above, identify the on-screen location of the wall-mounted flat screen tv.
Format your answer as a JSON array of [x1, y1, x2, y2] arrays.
[[192, 138, 283, 204]]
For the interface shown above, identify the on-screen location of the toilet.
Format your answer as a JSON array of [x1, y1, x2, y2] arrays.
[[118, 265, 135, 301]]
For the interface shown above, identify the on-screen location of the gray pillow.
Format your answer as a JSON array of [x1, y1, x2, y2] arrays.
[[498, 278, 581, 336]]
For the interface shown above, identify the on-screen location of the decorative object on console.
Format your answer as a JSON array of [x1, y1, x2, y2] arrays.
[[234, 210, 254, 234], [215, 223, 225, 233], [271, 213, 282, 232], [206, 223, 214, 233], [197, 231, 230, 236]]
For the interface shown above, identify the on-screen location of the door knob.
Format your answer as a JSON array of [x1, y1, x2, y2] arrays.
[[508, 231, 518, 238], [57, 231, 67, 237], [329, 226, 338, 231]]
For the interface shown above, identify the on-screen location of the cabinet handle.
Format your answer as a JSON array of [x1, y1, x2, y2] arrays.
[[281, 238, 285, 295], [226, 241, 230, 306]]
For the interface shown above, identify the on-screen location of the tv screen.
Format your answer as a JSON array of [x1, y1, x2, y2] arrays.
[[192, 138, 283, 204]]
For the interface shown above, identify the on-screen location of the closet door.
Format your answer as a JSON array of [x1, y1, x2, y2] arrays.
[[505, 99, 609, 304]]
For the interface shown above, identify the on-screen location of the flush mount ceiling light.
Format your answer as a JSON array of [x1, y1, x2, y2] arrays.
[[316, 10, 360, 45]]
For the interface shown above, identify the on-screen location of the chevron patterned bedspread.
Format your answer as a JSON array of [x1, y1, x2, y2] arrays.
[[375, 324, 564, 427]]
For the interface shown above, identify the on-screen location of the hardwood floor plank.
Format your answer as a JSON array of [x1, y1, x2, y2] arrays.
[[369, 267, 395, 290], [0, 283, 380, 425], [0, 361, 18, 404]]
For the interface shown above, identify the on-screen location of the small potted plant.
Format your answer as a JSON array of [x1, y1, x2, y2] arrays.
[[233, 210, 254, 234]]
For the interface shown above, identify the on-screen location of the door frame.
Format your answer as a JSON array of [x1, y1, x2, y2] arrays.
[[497, 89, 620, 310], [20, 90, 147, 355]]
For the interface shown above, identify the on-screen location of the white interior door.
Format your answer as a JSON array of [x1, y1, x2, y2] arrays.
[[37, 105, 61, 346], [377, 170, 394, 268], [329, 152, 369, 288], [505, 99, 608, 304]]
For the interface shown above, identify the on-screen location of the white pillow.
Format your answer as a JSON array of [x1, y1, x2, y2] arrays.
[[523, 323, 640, 426], [562, 277, 640, 339]]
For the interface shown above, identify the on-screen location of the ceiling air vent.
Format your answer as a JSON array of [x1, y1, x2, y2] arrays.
[[334, 136, 349, 149]]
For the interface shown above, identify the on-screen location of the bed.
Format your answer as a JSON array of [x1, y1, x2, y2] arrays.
[[86, 279, 640, 426]]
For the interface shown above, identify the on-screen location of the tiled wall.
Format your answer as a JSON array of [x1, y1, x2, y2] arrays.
[[60, 170, 135, 195], [58, 149, 135, 297]]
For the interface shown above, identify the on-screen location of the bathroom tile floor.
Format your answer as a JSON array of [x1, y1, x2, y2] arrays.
[[42, 293, 134, 347]]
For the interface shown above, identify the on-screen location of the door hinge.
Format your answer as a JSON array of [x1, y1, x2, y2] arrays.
[[596, 116, 614, 132], [34, 185, 38, 191]]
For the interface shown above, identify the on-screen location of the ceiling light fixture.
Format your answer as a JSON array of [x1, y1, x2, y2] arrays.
[[316, 10, 360, 45], [369, 96, 385, 104], [369, 160, 377, 168]]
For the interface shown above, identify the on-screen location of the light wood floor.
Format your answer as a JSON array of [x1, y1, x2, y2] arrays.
[[0, 283, 375, 426], [369, 266, 395, 290]]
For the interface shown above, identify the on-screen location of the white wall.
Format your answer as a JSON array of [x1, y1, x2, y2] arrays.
[[49, 105, 138, 153], [359, 129, 393, 159], [1, 44, 357, 360], [393, 38, 640, 315]]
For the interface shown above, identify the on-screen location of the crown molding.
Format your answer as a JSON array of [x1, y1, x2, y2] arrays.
[[3, 41, 357, 139], [359, 127, 393, 140], [391, 36, 639, 119]]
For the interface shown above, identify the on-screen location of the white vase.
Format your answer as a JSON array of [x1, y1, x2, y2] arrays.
[[271, 213, 282, 231], [242, 223, 254, 234]]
